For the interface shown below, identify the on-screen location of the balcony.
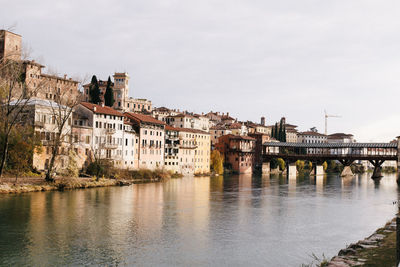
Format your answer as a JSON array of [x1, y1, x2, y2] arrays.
[[106, 128, 116, 134], [104, 143, 118, 149], [165, 143, 178, 149], [35, 121, 45, 128]]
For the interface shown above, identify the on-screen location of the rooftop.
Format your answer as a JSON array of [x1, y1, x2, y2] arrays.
[[165, 125, 209, 134], [80, 102, 123, 117], [125, 112, 166, 125]]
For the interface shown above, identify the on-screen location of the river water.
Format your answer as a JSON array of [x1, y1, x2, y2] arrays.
[[0, 173, 398, 266]]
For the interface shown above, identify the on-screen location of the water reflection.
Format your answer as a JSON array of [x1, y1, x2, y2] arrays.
[[0, 173, 398, 266]]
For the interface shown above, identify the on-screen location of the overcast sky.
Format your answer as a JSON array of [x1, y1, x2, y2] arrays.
[[1, 0, 399, 142]]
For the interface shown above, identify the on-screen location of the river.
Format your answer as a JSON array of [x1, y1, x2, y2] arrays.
[[0, 173, 398, 266]]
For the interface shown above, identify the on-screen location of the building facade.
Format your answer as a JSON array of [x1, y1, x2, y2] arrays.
[[75, 102, 126, 167], [124, 112, 165, 170], [216, 134, 256, 174]]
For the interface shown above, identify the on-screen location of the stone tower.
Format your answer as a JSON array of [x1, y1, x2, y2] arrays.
[[112, 72, 130, 110], [261, 117, 265, 126], [0, 30, 22, 61]]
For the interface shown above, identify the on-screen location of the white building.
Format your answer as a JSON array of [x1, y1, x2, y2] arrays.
[[75, 102, 126, 167]]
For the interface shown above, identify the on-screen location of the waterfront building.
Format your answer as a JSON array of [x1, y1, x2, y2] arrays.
[[165, 125, 210, 174], [124, 112, 165, 170], [75, 102, 126, 167], [216, 134, 256, 174], [122, 120, 139, 169], [82, 72, 152, 113], [14, 99, 73, 171], [0, 30, 80, 103], [71, 113, 93, 170], [164, 125, 181, 173]]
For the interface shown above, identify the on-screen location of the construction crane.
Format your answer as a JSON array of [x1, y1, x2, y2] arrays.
[[324, 110, 341, 135]]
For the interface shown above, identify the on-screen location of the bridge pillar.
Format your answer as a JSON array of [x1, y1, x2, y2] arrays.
[[314, 165, 324, 176], [370, 160, 384, 179], [341, 166, 353, 177], [286, 162, 297, 179], [339, 159, 354, 177], [311, 161, 325, 176], [261, 162, 270, 174]]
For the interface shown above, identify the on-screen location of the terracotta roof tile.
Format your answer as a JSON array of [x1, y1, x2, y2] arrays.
[[124, 112, 166, 125], [80, 102, 123, 117]]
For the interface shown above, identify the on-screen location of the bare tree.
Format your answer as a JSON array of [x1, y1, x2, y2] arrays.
[[45, 80, 82, 182], [0, 45, 46, 177]]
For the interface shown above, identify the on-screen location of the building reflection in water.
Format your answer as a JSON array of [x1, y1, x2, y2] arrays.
[[0, 173, 399, 266]]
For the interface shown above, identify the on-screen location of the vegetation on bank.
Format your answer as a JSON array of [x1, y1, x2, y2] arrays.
[[210, 150, 224, 175], [0, 166, 185, 194]]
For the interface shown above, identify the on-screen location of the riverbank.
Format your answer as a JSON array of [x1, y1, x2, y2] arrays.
[[328, 217, 397, 266], [0, 177, 136, 194]]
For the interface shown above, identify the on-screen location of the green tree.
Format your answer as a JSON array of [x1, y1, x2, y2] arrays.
[[296, 160, 305, 172], [273, 122, 278, 139], [104, 76, 114, 107], [3, 125, 41, 177], [278, 119, 284, 142], [323, 161, 328, 171], [282, 124, 286, 142], [89, 75, 101, 104], [210, 150, 224, 175], [277, 158, 285, 171]]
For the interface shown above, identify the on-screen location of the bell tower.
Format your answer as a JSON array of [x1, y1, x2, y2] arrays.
[[113, 72, 130, 110], [0, 30, 22, 61]]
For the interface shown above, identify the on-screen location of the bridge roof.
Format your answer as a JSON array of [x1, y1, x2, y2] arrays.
[[263, 142, 397, 149]]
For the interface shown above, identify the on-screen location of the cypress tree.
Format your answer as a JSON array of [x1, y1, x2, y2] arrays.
[[278, 119, 284, 141], [89, 75, 101, 104], [282, 124, 286, 142], [104, 76, 114, 107], [273, 122, 278, 139]]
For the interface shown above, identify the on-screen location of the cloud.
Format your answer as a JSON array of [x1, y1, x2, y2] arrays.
[[1, 0, 399, 141]]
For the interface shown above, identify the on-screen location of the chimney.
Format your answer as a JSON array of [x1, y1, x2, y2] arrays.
[[93, 106, 97, 112], [101, 103, 104, 107], [261, 117, 265, 126], [64, 74, 67, 79], [227, 112, 229, 117]]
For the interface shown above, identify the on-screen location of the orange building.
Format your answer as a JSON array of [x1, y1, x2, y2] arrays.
[[215, 134, 256, 174]]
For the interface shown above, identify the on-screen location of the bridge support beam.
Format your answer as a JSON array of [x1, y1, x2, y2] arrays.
[[369, 160, 384, 179], [314, 165, 324, 176], [261, 162, 270, 174], [339, 159, 354, 177], [311, 161, 325, 176], [286, 162, 297, 179]]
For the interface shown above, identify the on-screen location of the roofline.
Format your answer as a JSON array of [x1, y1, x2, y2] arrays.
[[263, 142, 397, 149]]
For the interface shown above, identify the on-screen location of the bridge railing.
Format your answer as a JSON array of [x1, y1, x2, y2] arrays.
[[263, 144, 398, 158]]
